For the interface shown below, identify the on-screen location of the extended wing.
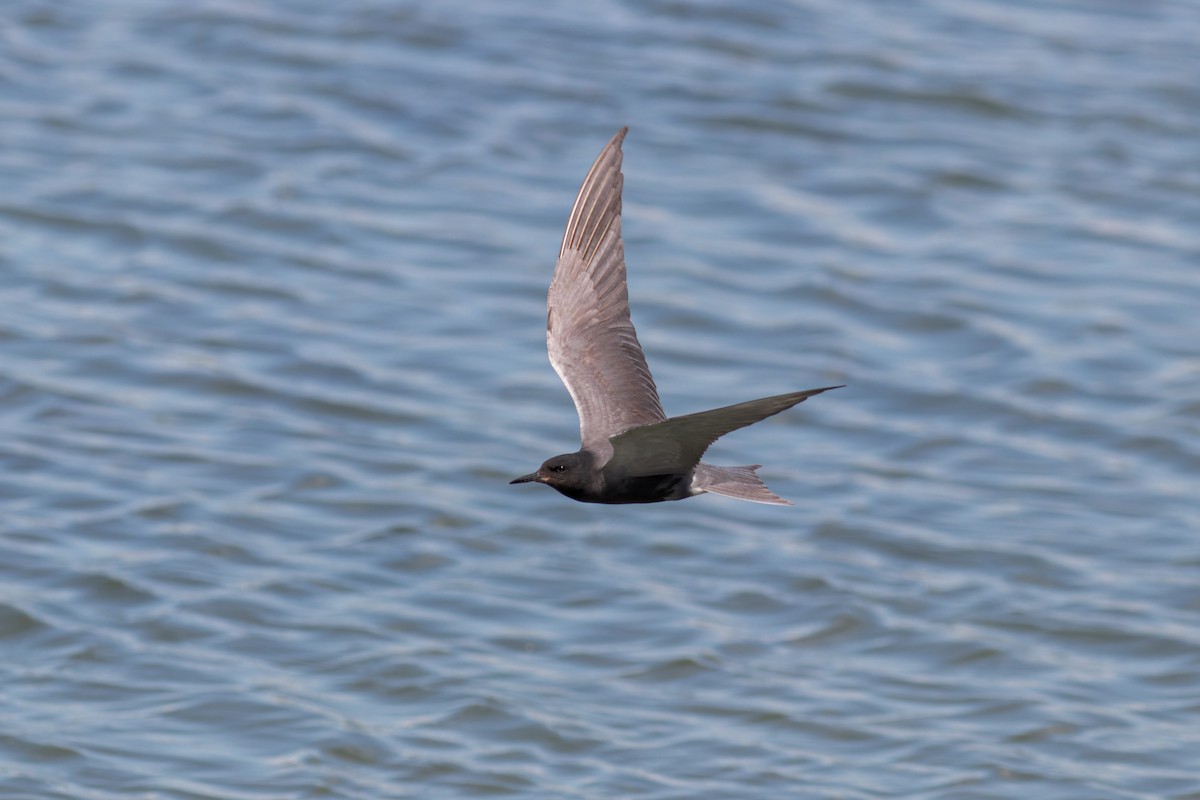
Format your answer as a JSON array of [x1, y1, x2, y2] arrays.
[[605, 386, 843, 477], [547, 128, 666, 452]]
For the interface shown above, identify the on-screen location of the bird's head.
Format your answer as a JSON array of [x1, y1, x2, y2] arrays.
[[509, 451, 593, 498]]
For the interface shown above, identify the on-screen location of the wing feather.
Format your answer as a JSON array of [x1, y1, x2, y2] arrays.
[[546, 128, 666, 450], [605, 386, 844, 477]]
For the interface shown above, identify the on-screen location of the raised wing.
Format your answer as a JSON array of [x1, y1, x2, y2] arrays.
[[605, 386, 844, 478], [547, 127, 666, 450]]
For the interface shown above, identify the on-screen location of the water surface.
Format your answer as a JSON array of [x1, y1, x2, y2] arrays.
[[2, 1, 1199, 798]]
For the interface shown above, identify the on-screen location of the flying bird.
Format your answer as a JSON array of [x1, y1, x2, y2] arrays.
[[510, 128, 841, 505]]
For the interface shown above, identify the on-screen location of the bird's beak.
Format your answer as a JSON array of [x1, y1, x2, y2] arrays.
[[509, 472, 541, 485]]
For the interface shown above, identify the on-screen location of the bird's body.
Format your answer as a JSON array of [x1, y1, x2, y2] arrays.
[[511, 128, 841, 505], [541, 454, 693, 505]]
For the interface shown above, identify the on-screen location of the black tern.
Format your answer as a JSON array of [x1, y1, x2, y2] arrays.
[[511, 128, 842, 505]]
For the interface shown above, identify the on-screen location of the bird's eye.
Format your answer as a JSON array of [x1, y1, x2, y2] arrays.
[[553, 464, 567, 473]]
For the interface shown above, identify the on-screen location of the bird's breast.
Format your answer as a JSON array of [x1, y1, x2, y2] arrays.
[[597, 471, 692, 504]]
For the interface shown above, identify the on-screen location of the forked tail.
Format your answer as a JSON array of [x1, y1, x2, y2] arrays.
[[691, 463, 792, 506]]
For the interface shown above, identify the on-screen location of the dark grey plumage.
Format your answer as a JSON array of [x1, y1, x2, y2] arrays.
[[511, 128, 841, 505]]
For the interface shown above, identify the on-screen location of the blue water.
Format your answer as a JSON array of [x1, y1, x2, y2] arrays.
[[2, 1, 1199, 798]]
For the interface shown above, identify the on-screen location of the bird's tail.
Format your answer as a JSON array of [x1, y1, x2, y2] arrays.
[[691, 463, 792, 506]]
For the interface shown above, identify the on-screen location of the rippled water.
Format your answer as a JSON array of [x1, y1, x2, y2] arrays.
[[3, 1, 1199, 797]]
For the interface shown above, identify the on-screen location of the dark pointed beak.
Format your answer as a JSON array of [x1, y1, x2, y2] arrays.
[[509, 472, 541, 485]]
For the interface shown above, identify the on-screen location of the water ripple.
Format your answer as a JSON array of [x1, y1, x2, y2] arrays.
[[3, 0, 1200, 798]]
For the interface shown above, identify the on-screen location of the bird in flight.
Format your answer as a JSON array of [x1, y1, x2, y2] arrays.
[[510, 128, 841, 505]]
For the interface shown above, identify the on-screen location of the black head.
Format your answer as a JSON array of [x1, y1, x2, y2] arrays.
[[509, 452, 594, 499]]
